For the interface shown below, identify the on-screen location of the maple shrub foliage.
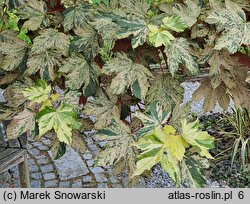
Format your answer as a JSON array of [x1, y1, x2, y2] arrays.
[[0, 0, 250, 187]]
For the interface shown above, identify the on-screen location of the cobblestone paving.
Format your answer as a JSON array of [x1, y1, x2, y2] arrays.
[[0, 133, 144, 188]]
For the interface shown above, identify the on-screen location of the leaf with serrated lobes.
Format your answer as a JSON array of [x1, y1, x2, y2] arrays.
[[146, 75, 184, 113], [83, 89, 120, 129], [59, 55, 97, 94], [205, 0, 250, 53], [103, 53, 153, 99], [16, 0, 48, 31], [165, 38, 199, 76], [0, 31, 28, 71], [36, 103, 81, 145], [7, 108, 35, 140]]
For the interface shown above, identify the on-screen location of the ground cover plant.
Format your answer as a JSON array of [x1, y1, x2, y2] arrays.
[[0, 0, 249, 187]]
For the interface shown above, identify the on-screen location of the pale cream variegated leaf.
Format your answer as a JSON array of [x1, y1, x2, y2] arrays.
[[16, 0, 48, 31], [25, 51, 61, 80], [59, 55, 98, 95], [6, 108, 36, 140], [172, 0, 201, 27], [206, 0, 250, 53], [146, 75, 184, 112], [165, 38, 199, 75], [71, 26, 100, 61], [63, 3, 93, 32], [3, 81, 29, 108], [83, 89, 120, 129], [31, 28, 70, 56], [94, 119, 137, 179], [0, 31, 28, 71], [103, 53, 153, 99]]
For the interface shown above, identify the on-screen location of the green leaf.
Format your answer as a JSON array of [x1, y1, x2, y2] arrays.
[[183, 157, 207, 188], [162, 16, 186, 32], [6, 108, 36, 140], [23, 79, 51, 104], [31, 28, 70, 56], [146, 75, 184, 112], [59, 55, 98, 94], [63, 3, 93, 32], [165, 38, 199, 75], [181, 119, 215, 159], [205, 0, 250, 53], [132, 102, 169, 136], [37, 103, 81, 145], [16, 0, 48, 31], [103, 53, 153, 99], [172, 0, 201, 27], [0, 31, 28, 71], [83, 89, 120, 129], [148, 24, 174, 47]]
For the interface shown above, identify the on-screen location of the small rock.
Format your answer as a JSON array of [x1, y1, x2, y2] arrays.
[[29, 165, 39, 173], [37, 145, 49, 151], [83, 154, 92, 160], [97, 183, 108, 188], [95, 174, 108, 183], [98, 141, 107, 148], [30, 172, 42, 180], [86, 160, 94, 167], [82, 175, 93, 183], [59, 181, 70, 188], [31, 180, 41, 188], [44, 180, 58, 188], [90, 167, 104, 174], [28, 148, 40, 156], [112, 184, 122, 188], [71, 180, 82, 188], [110, 177, 119, 184], [43, 173, 56, 180], [40, 164, 54, 173], [31, 141, 43, 147], [37, 158, 50, 165]]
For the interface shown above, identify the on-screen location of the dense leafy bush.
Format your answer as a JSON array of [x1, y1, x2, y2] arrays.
[[0, 0, 249, 187]]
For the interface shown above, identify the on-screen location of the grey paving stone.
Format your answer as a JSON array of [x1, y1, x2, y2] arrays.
[[112, 184, 123, 188], [110, 177, 119, 184], [29, 165, 39, 173], [71, 180, 82, 188], [40, 164, 54, 173], [97, 183, 108, 188], [98, 141, 107, 148], [52, 147, 89, 180], [31, 141, 43, 147], [30, 172, 42, 180], [43, 173, 56, 180], [37, 158, 50, 165], [28, 148, 40, 156], [59, 181, 70, 188], [31, 180, 41, 188], [44, 180, 58, 188], [37, 145, 49, 151], [83, 154, 92, 160], [86, 160, 94, 167], [0, 172, 10, 184], [88, 144, 100, 154], [90, 167, 104, 174], [28, 159, 36, 166], [95, 174, 108, 183], [41, 139, 51, 145], [82, 175, 93, 183]]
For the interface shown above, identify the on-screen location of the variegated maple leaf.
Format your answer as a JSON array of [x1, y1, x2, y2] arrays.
[[103, 53, 153, 99]]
